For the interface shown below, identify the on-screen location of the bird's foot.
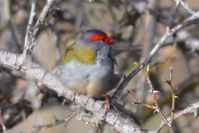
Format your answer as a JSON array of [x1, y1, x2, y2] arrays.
[[97, 95, 116, 112], [52, 68, 57, 75], [102, 96, 111, 112]]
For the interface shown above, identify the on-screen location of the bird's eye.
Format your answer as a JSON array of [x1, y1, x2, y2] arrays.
[[102, 38, 106, 42]]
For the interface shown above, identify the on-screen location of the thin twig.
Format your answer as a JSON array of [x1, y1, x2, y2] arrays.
[[22, 0, 55, 62], [127, 89, 157, 110], [174, 0, 199, 17], [165, 67, 177, 126], [133, 101, 157, 110], [32, 112, 77, 133], [154, 101, 199, 132], [112, 13, 199, 100], [33, 0, 55, 37], [135, 0, 159, 122], [23, 0, 37, 58], [0, 115, 7, 133], [145, 65, 171, 127]]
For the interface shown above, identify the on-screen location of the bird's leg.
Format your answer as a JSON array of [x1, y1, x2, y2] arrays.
[[52, 67, 57, 75], [36, 70, 48, 90], [102, 95, 111, 112], [97, 95, 112, 112]]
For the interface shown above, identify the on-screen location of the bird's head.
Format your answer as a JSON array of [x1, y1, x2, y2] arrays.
[[61, 29, 115, 65], [79, 29, 115, 46]]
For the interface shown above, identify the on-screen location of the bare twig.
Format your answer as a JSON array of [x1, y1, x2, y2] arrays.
[[23, 0, 37, 58], [22, 0, 55, 62], [133, 100, 157, 110], [135, 0, 159, 123], [145, 65, 171, 127], [112, 12, 199, 100], [0, 115, 7, 133], [155, 101, 199, 132], [33, 0, 55, 36], [174, 0, 199, 17], [32, 112, 77, 133], [77, 110, 102, 126], [127, 89, 157, 110], [165, 67, 177, 126]]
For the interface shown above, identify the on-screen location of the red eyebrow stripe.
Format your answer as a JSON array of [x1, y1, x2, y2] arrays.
[[89, 34, 115, 45], [89, 34, 106, 41]]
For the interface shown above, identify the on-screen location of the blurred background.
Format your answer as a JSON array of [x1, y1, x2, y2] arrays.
[[0, 0, 199, 133]]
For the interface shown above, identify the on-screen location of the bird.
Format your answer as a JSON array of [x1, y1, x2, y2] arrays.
[[55, 29, 121, 100]]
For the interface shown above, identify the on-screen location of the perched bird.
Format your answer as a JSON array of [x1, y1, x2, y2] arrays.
[[56, 29, 121, 99]]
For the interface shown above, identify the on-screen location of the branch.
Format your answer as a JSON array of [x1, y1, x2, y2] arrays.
[[23, 0, 55, 60], [33, 0, 55, 36], [0, 49, 144, 133], [32, 112, 77, 133], [165, 67, 176, 126], [134, 0, 158, 123], [146, 65, 171, 127], [23, 0, 37, 57], [0, 114, 7, 133], [174, 0, 199, 17], [112, 12, 199, 100], [155, 101, 199, 132]]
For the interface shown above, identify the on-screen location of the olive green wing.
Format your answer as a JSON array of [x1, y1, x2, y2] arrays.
[[61, 42, 96, 65]]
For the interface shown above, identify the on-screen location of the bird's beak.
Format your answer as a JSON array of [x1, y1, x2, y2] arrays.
[[106, 37, 115, 45]]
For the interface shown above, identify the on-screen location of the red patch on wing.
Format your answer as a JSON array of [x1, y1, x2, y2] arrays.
[[89, 34, 115, 45]]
